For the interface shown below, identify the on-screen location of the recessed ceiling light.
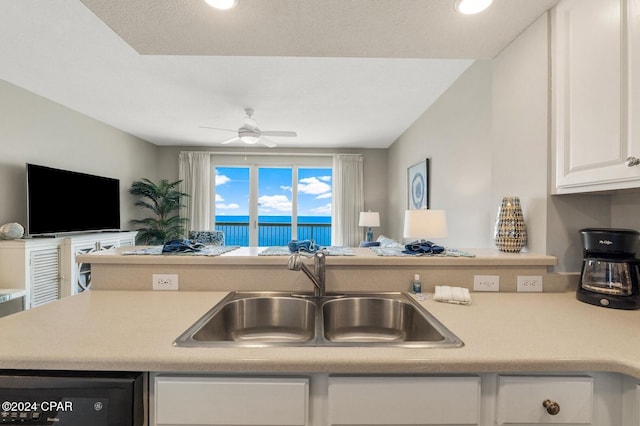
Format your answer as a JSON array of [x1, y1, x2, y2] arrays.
[[454, 0, 493, 15], [204, 0, 238, 10]]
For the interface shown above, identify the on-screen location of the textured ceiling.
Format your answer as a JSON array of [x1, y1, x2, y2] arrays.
[[0, 0, 559, 148]]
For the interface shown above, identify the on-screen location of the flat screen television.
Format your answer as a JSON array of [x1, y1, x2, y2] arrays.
[[26, 163, 121, 236]]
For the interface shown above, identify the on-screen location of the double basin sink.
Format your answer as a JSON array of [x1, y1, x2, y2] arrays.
[[174, 291, 463, 348]]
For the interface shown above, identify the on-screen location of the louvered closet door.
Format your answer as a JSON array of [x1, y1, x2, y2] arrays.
[[30, 248, 60, 307]]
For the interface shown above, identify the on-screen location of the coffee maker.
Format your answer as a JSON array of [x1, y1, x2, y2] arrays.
[[577, 228, 640, 309]]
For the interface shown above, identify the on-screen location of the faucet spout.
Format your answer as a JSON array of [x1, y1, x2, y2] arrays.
[[288, 251, 326, 298]]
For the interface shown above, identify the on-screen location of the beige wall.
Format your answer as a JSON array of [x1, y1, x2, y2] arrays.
[[491, 14, 549, 254], [388, 14, 549, 251], [388, 13, 640, 272], [0, 79, 159, 232], [387, 61, 493, 248]]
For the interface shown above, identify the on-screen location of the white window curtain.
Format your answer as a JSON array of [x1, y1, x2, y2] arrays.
[[332, 154, 364, 246], [178, 152, 212, 234]]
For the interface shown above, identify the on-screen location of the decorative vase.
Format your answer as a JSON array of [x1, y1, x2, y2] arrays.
[[494, 197, 527, 253]]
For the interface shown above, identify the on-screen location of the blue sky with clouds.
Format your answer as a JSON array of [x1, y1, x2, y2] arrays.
[[215, 166, 332, 217]]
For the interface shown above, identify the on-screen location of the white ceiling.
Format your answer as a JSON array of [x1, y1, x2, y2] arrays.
[[0, 0, 559, 149]]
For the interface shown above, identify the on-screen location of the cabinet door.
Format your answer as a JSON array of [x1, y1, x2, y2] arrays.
[[328, 376, 480, 425], [496, 375, 593, 424], [630, 0, 640, 163], [29, 248, 60, 307], [553, 0, 640, 192], [154, 376, 308, 426]]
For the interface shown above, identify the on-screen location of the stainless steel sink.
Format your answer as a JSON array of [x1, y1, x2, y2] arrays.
[[322, 295, 449, 345], [174, 291, 463, 348], [179, 293, 316, 346]]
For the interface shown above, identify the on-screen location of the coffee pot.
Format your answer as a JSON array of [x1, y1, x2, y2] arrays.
[[577, 228, 640, 309]]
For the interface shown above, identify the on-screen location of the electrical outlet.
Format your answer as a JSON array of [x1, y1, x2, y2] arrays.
[[473, 275, 500, 292], [152, 274, 179, 290], [517, 275, 543, 292]]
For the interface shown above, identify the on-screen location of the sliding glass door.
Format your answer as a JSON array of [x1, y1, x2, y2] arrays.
[[214, 159, 332, 247], [257, 167, 293, 246]]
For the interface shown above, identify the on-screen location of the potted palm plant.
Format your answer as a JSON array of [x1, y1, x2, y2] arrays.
[[129, 178, 189, 245]]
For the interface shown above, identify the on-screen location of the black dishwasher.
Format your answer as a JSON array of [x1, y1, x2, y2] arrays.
[[0, 371, 144, 425]]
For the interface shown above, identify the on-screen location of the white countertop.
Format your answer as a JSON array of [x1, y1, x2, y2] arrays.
[[78, 247, 557, 267], [0, 290, 638, 378]]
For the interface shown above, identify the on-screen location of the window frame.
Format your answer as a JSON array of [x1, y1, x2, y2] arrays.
[[212, 154, 332, 246]]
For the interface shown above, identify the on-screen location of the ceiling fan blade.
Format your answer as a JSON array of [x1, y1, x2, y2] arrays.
[[199, 125, 237, 133], [220, 136, 240, 145], [259, 137, 277, 148], [261, 130, 297, 137]]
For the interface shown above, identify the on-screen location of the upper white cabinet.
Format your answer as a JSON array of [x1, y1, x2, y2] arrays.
[[552, 0, 640, 193]]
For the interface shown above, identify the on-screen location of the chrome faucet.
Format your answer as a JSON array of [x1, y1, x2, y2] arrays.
[[288, 251, 326, 298]]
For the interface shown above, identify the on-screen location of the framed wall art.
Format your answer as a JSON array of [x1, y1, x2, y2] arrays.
[[407, 159, 429, 209]]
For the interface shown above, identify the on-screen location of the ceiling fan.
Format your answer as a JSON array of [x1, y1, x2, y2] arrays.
[[200, 108, 297, 148]]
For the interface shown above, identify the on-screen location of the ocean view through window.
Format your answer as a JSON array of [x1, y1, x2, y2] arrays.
[[214, 163, 332, 246]]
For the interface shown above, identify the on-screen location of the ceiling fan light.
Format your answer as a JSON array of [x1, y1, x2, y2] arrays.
[[204, 0, 238, 10], [454, 0, 493, 14], [240, 135, 259, 144]]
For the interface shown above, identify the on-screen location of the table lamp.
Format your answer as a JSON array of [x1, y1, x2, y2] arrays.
[[359, 211, 380, 242], [403, 209, 448, 241]]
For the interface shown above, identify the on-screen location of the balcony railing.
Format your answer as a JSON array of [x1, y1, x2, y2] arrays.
[[215, 221, 332, 247]]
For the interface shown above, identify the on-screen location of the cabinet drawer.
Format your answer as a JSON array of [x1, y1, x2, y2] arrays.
[[496, 375, 593, 424], [154, 376, 308, 425], [328, 375, 480, 425]]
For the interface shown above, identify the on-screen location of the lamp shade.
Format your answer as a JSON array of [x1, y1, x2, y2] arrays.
[[403, 209, 448, 239], [359, 211, 380, 227]]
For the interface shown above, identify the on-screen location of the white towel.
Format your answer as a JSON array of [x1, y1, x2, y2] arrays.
[[434, 286, 472, 305]]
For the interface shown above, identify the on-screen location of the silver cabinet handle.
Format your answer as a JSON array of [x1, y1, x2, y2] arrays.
[[543, 399, 560, 415], [627, 157, 640, 167]]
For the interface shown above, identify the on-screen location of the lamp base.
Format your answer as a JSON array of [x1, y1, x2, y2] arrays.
[[366, 228, 373, 242]]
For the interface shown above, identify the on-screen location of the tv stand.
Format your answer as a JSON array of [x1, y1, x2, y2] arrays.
[[62, 232, 137, 296], [0, 231, 137, 309]]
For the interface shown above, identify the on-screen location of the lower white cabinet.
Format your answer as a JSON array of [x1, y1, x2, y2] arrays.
[[621, 377, 640, 426], [152, 375, 309, 426], [496, 375, 593, 424], [151, 373, 625, 426], [637, 384, 640, 426], [328, 375, 480, 425]]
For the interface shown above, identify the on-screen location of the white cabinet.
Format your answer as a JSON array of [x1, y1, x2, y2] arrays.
[[151, 373, 625, 426], [621, 377, 640, 426], [496, 375, 593, 424], [0, 238, 61, 309], [637, 384, 640, 426], [328, 375, 481, 425], [61, 231, 136, 297], [552, 0, 640, 193], [0, 232, 137, 306], [152, 375, 309, 426]]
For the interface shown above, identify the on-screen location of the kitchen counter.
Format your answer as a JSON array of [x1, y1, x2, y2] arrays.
[[79, 247, 573, 293], [0, 290, 638, 378], [78, 246, 558, 266]]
